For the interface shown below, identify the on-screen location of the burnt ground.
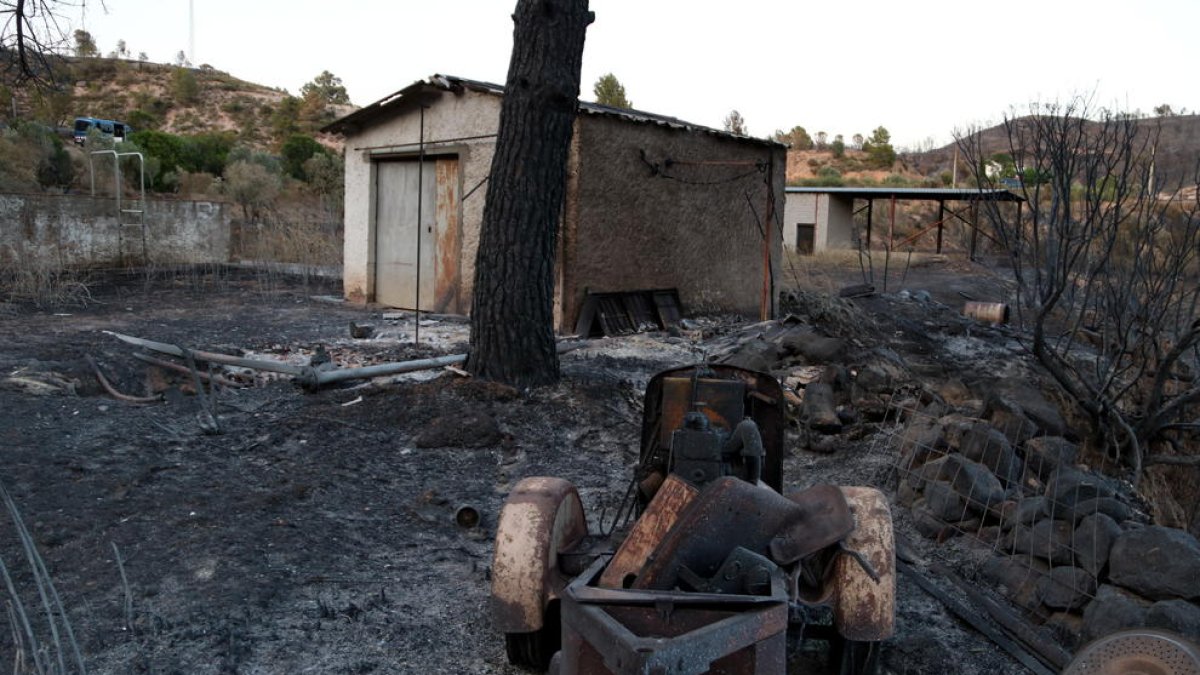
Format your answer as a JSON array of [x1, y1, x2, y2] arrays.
[[0, 263, 1050, 674]]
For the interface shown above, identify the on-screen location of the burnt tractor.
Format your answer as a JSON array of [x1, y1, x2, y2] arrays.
[[491, 365, 895, 674]]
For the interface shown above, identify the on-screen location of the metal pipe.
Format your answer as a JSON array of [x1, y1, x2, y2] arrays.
[[105, 331, 309, 376], [308, 353, 467, 387], [415, 106, 426, 345]]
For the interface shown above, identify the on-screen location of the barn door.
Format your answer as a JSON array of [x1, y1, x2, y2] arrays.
[[374, 159, 439, 310]]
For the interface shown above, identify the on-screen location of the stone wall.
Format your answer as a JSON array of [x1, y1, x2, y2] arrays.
[[0, 192, 231, 267]]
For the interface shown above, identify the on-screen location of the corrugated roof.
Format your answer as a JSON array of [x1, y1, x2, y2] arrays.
[[784, 186, 1024, 202], [323, 74, 782, 148]]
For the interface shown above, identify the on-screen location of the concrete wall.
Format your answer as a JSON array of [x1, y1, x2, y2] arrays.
[[783, 192, 818, 251], [340, 89, 498, 304], [783, 192, 857, 253], [565, 115, 785, 323], [0, 192, 230, 267]]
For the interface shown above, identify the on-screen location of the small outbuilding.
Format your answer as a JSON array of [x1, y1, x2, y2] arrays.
[[783, 186, 1023, 255], [324, 75, 785, 331]]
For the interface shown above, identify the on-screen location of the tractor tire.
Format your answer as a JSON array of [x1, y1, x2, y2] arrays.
[[504, 602, 561, 671]]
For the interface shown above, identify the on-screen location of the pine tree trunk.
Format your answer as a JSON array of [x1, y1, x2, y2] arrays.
[[467, 0, 593, 388]]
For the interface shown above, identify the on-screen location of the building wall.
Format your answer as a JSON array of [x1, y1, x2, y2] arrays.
[[0, 193, 230, 267], [565, 115, 785, 324], [822, 194, 855, 250], [783, 192, 818, 251], [341, 89, 498, 304]]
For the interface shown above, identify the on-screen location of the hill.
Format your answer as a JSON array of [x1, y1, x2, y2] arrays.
[[2, 54, 353, 152], [909, 114, 1200, 189]]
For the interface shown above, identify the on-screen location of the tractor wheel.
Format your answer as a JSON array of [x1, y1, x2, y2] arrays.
[[832, 487, 895, 643], [504, 601, 561, 670], [831, 634, 881, 675]]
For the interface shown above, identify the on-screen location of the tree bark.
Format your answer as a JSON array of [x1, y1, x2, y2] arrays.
[[467, 0, 592, 388]]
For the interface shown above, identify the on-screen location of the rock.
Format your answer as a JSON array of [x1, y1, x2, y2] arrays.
[[960, 422, 1023, 488], [854, 361, 906, 395], [981, 554, 1049, 611], [938, 413, 978, 450], [1037, 566, 1096, 610], [777, 329, 845, 364], [1014, 497, 1047, 528], [1024, 437, 1079, 480], [414, 412, 503, 449], [924, 480, 968, 522], [1146, 599, 1200, 641], [1009, 519, 1075, 565], [1043, 612, 1084, 649], [935, 379, 973, 408], [894, 416, 947, 472], [944, 455, 1007, 512], [1082, 584, 1150, 643], [988, 499, 1018, 528], [982, 392, 1037, 445], [896, 480, 919, 507], [1053, 497, 1131, 524], [992, 379, 1070, 438], [720, 338, 781, 373], [1109, 526, 1200, 600], [911, 500, 958, 541], [1074, 513, 1122, 577], [803, 383, 842, 434], [1045, 468, 1117, 514]]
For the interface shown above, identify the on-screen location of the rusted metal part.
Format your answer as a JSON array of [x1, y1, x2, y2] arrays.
[[559, 557, 789, 674], [600, 474, 697, 589], [770, 484, 854, 564], [830, 487, 895, 642], [632, 477, 802, 591], [491, 477, 589, 633], [639, 365, 786, 494], [434, 157, 462, 314], [131, 353, 245, 389], [87, 356, 160, 404], [453, 505, 480, 529], [963, 301, 1010, 324]]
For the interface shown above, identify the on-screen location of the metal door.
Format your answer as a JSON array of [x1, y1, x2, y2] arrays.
[[374, 160, 438, 310]]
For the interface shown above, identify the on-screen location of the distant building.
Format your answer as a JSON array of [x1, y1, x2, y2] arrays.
[[324, 75, 786, 329]]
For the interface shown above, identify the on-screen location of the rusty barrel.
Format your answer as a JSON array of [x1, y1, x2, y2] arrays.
[[962, 301, 1009, 324]]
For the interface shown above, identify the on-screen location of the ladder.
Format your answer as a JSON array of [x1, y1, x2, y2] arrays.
[[89, 150, 147, 266]]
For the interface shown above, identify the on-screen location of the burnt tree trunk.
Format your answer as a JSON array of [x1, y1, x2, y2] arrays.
[[467, 0, 592, 388]]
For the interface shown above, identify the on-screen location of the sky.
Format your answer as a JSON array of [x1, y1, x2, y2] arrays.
[[74, 0, 1200, 149]]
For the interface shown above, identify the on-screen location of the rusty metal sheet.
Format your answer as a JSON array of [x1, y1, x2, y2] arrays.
[[769, 484, 854, 564], [600, 474, 698, 589], [632, 477, 800, 591], [433, 157, 461, 314]]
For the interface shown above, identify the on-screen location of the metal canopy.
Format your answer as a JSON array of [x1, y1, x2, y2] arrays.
[[784, 186, 1024, 202]]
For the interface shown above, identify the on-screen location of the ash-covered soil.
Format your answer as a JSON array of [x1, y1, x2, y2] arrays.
[[0, 266, 1046, 674]]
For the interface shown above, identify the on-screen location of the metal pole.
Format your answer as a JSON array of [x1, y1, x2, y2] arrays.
[[415, 106, 425, 345], [936, 200, 945, 253]]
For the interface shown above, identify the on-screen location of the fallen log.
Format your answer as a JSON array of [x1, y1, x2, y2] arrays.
[[803, 382, 842, 433], [896, 559, 1057, 675], [931, 562, 1072, 671]]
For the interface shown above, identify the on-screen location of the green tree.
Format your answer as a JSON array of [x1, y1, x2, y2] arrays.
[[224, 159, 281, 220], [170, 67, 199, 103], [299, 70, 350, 106], [863, 126, 896, 169], [269, 96, 302, 145], [592, 73, 630, 108], [831, 134, 845, 158], [73, 29, 97, 57], [773, 126, 812, 150], [280, 133, 327, 180]]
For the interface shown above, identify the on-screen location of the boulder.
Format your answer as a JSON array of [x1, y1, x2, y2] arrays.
[[1109, 526, 1200, 600], [960, 422, 1023, 488], [923, 480, 968, 522], [1074, 512, 1122, 577], [911, 500, 957, 542], [895, 415, 946, 457], [983, 393, 1036, 446], [1054, 497, 1131, 524], [1045, 468, 1117, 514], [938, 413, 978, 451], [1009, 519, 1075, 565], [777, 329, 846, 364], [1082, 584, 1150, 644], [994, 380, 1070, 438], [1146, 599, 1200, 641], [1013, 497, 1047, 529], [1037, 566, 1096, 610], [981, 554, 1049, 612], [854, 361, 906, 395], [1043, 612, 1084, 649], [935, 379, 973, 408], [803, 382, 842, 434], [1024, 436, 1079, 480], [943, 455, 1008, 512]]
